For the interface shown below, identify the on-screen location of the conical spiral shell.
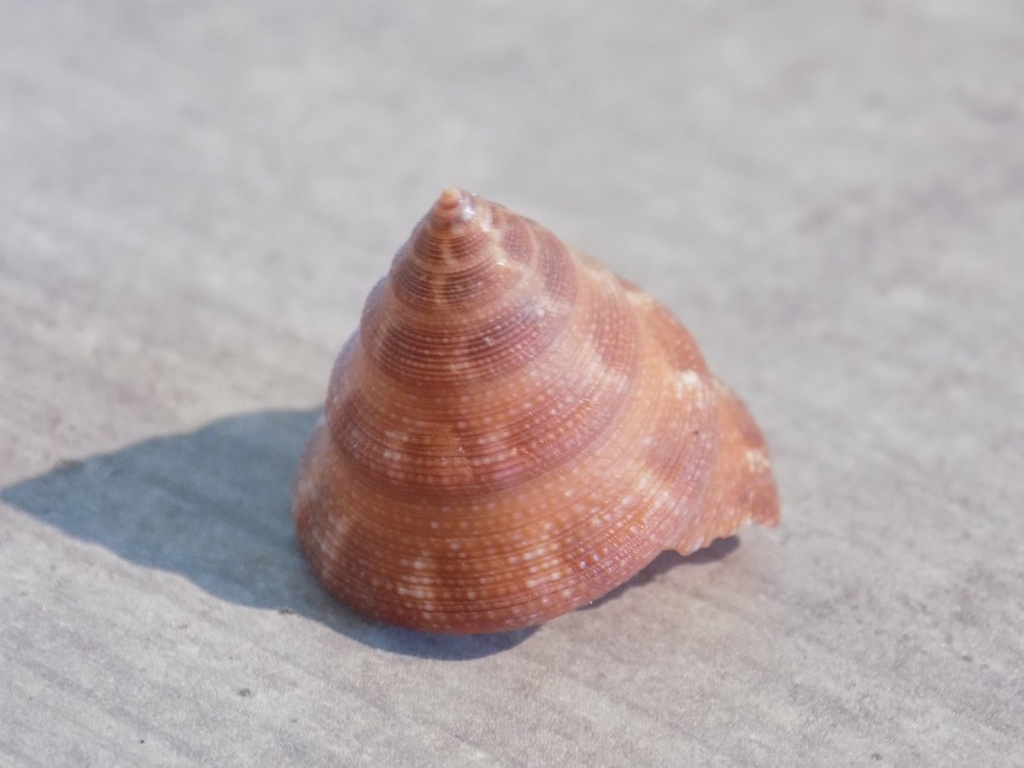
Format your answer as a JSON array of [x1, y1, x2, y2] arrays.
[[293, 188, 779, 634]]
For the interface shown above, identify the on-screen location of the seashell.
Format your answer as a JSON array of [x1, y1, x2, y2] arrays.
[[293, 187, 779, 634]]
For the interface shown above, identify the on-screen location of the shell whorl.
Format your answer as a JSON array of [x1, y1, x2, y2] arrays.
[[293, 188, 779, 634]]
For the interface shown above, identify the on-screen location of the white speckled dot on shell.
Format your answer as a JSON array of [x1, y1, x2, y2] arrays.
[[292, 187, 779, 634]]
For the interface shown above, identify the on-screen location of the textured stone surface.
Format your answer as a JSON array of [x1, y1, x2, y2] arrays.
[[2, 2, 1022, 765]]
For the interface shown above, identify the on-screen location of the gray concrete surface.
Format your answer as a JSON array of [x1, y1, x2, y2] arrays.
[[2, 2, 1022, 765]]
